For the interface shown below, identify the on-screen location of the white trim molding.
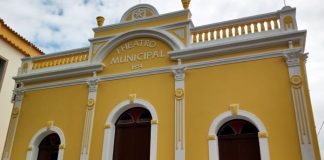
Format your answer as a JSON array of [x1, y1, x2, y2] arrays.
[[102, 99, 158, 160], [80, 77, 99, 160], [172, 62, 186, 160], [20, 48, 297, 93], [208, 107, 270, 160], [2, 90, 24, 160], [284, 45, 316, 160], [26, 126, 65, 160]]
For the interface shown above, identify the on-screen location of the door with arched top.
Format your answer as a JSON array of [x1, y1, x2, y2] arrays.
[[37, 133, 60, 160], [113, 107, 152, 160], [218, 119, 261, 160]]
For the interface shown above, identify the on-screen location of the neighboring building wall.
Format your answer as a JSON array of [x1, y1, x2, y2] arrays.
[[0, 39, 24, 158]]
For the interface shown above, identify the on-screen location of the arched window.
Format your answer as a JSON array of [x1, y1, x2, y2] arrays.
[[113, 107, 152, 160], [37, 133, 61, 160], [217, 119, 261, 160]]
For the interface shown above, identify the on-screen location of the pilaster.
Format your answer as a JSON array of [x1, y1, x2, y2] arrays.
[[2, 89, 24, 160], [172, 60, 186, 160], [284, 47, 316, 160], [80, 76, 99, 160]]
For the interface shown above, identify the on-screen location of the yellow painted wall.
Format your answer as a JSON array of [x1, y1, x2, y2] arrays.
[[185, 57, 302, 160], [89, 73, 175, 160], [11, 85, 88, 160]]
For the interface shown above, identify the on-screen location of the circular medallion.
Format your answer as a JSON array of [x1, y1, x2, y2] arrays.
[[88, 98, 95, 106], [290, 75, 302, 85], [175, 88, 184, 98], [12, 107, 20, 117]]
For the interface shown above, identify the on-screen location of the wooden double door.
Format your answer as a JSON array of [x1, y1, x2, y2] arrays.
[[113, 107, 152, 160], [218, 119, 261, 160]]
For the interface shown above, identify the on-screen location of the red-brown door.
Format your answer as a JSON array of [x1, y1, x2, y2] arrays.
[[113, 107, 152, 160], [218, 119, 261, 160]]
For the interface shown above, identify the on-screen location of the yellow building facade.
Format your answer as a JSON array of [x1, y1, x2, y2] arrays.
[[2, 3, 321, 160]]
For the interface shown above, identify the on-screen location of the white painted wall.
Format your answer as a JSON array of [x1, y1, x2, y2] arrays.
[[0, 39, 24, 158]]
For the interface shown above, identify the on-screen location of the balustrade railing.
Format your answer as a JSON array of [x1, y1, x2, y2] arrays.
[[31, 52, 88, 70], [192, 15, 280, 44], [190, 8, 297, 44]]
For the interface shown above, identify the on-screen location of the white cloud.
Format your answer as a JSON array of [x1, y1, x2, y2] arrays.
[[0, 0, 323, 157]]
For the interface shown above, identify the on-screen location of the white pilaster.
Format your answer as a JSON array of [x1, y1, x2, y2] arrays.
[[2, 89, 24, 160], [172, 60, 186, 160], [284, 47, 315, 160], [80, 76, 99, 160]]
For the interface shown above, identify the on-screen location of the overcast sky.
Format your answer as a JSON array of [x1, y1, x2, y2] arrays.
[[0, 0, 323, 157]]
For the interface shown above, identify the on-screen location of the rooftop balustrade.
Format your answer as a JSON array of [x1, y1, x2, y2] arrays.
[[191, 6, 297, 44]]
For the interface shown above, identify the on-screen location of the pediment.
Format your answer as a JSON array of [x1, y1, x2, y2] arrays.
[[93, 30, 183, 75]]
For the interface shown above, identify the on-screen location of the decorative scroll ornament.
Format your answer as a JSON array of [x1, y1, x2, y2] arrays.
[[87, 98, 95, 110], [88, 78, 99, 92], [229, 104, 240, 116], [151, 119, 159, 125], [208, 135, 216, 140], [46, 121, 54, 130], [129, 94, 137, 103], [173, 67, 186, 81], [258, 131, 269, 138], [59, 144, 66, 149], [290, 75, 302, 88], [104, 124, 111, 129], [14, 90, 24, 102], [27, 146, 33, 151], [11, 107, 20, 118], [133, 8, 146, 19], [284, 51, 302, 67], [175, 88, 184, 100]]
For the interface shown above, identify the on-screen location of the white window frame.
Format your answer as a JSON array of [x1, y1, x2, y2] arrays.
[[208, 110, 270, 160], [26, 126, 65, 160], [102, 99, 158, 160]]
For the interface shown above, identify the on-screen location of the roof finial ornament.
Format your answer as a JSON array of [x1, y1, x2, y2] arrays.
[[283, 0, 287, 6], [96, 16, 105, 27], [181, 0, 191, 9]]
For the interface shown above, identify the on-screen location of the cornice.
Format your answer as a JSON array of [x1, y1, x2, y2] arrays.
[[185, 48, 301, 70], [17, 48, 299, 92], [100, 66, 172, 81], [169, 30, 306, 60], [13, 63, 104, 83]]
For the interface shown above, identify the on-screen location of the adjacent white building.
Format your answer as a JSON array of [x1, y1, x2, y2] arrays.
[[0, 18, 43, 157]]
